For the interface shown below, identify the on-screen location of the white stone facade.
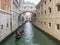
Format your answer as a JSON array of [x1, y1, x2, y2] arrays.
[[11, 0, 20, 32], [20, 2, 36, 14], [0, 0, 21, 42], [0, 10, 11, 41], [35, 0, 60, 40]]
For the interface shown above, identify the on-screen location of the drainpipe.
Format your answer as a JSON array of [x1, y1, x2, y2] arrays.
[[10, 14, 12, 32]]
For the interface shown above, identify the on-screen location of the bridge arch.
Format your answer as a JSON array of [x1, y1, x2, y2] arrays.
[[19, 11, 36, 15], [18, 11, 36, 23]]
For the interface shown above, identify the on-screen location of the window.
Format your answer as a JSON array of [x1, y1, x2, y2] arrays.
[[45, 10, 46, 14], [41, 11, 43, 15], [1, 25, 3, 29], [7, 23, 8, 27], [39, 13, 40, 15], [5, 0, 10, 12], [45, 1, 46, 5], [6, 5, 10, 11], [44, 22, 46, 25], [49, 7, 51, 13], [56, 24, 60, 30], [57, 5, 60, 11], [50, 0, 51, 2], [41, 4, 43, 7], [41, 21, 42, 24], [49, 23, 51, 27]]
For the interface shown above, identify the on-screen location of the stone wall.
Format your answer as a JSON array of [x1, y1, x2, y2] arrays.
[[0, 10, 11, 42], [35, 0, 60, 41]]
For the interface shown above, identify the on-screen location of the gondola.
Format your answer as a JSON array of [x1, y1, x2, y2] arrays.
[[15, 30, 24, 39]]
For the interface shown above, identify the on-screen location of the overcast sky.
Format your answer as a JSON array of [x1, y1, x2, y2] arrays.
[[24, 0, 40, 4]]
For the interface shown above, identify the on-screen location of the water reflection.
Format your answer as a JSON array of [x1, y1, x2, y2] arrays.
[[0, 21, 60, 45], [24, 21, 34, 45]]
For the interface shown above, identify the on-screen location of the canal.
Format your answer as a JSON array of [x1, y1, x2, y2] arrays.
[[0, 21, 60, 45]]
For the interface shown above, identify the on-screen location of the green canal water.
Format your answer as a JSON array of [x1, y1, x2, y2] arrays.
[[0, 22, 60, 45]]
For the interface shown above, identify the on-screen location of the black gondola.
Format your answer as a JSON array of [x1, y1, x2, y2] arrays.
[[15, 30, 24, 39]]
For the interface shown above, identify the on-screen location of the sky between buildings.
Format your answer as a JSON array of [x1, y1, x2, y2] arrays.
[[25, 0, 40, 4]]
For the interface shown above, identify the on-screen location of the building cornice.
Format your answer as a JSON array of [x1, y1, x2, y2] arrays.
[[0, 9, 12, 15]]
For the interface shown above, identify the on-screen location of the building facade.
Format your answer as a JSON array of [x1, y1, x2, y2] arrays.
[[20, 2, 36, 14], [35, 0, 60, 40], [12, 0, 20, 32], [0, 0, 21, 42], [0, 0, 12, 41], [19, 0, 24, 5], [0, 0, 11, 12]]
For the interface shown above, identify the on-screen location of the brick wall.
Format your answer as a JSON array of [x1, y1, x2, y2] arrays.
[[1, 0, 11, 12]]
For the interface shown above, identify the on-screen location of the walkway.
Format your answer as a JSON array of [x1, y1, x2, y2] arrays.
[[0, 21, 60, 45]]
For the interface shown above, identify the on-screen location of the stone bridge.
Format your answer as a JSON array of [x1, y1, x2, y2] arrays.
[[19, 2, 36, 15]]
